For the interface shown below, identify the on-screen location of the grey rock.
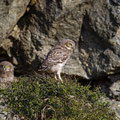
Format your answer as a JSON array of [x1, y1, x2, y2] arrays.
[[108, 75, 120, 101], [1, 0, 91, 78], [111, 0, 120, 5], [0, 0, 30, 44], [103, 97, 120, 120], [101, 74, 120, 119], [79, 0, 120, 78], [0, 0, 120, 79], [101, 75, 120, 101]]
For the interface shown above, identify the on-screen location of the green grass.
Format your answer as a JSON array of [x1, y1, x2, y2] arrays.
[[0, 75, 115, 120]]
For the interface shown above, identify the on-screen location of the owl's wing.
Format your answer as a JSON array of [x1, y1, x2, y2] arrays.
[[39, 47, 70, 70], [48, 48, 70, 62]]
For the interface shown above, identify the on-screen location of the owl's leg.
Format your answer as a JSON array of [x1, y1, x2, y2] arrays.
[[57, 71, 63, 83], [54, 72, 57, 80]]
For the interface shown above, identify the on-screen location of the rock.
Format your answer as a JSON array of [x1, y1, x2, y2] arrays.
[[79, 0, 120, 78], [108, 75, 120, 101], [103, 97, 120, 120], [101, 74, 120, 119], [1, 0, 91, 77], [111, 0, 120, 5], [0, 0, 120, 79], [0, 0, 30, 44]]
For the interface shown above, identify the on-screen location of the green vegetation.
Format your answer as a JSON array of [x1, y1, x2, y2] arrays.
[[1, 75, 115, 120]]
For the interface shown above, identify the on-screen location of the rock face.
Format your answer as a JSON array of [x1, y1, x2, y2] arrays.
[[0, 0, 119, 78], [0, 0, 30, 44], [80, 0, 120, 78], [0, 0, 119, 79], [101, 74, 120, 119], [108, 75, 120, 119], [108, 75, 120, 101]]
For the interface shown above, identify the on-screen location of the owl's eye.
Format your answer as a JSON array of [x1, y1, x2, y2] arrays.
[[67, 43, 72, 47], [6, 65, 10, 69]]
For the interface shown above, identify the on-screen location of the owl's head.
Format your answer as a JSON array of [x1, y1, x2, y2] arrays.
[[0, 61, 14, 72], [60, 39, 75, 50]]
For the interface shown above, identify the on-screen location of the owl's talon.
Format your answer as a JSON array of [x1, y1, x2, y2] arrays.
[[60, 79, 63, 84]]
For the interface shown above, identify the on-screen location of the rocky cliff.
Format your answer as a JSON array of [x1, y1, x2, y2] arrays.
[[0, 0, 120, 119], [0, 0, 120, 78]]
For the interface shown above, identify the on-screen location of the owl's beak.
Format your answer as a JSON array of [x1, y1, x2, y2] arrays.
[[3, 67, 6, 71]]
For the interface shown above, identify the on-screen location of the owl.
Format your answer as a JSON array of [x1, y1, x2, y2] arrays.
[[39, 39, 75, 83], [0, 61, 14, 88]]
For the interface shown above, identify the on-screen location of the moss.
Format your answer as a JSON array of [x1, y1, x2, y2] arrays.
[[1, 75, 115, 120]]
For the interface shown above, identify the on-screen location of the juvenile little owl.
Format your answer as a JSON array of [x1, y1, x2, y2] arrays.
[[39, 39, 75, 83], [0, 61, 14, 86]]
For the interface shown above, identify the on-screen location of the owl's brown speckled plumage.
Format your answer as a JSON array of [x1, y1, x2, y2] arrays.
[[0, 61, 14, 86], [39, 39, 75, 83]]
